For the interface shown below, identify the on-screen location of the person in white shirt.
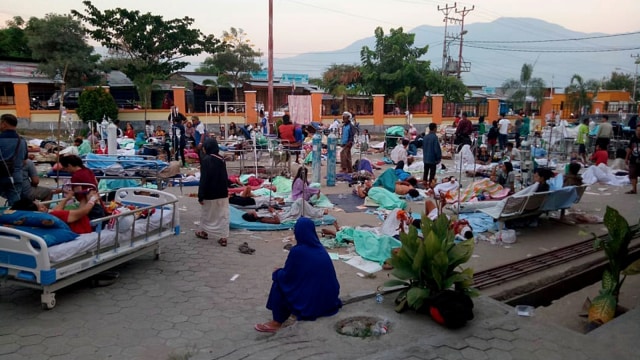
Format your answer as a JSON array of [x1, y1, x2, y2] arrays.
[[502, 142, 521, 162], [191, 116, 206, 147], [328, 118, 341, 133], [390, 139, 410, 164], [498, 114, 511, 150]]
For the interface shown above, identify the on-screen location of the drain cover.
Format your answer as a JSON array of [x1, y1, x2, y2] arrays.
[[335, 316, 389, 337]]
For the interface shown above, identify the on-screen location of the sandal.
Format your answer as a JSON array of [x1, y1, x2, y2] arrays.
[[195, 231, 208, 240], [625, 190, 637, 194], [239, 242, 255, 254], [218, 238, 228, 247], [254, 322, 280, 333]]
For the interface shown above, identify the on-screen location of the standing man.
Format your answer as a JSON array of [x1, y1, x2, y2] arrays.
[[625, 126, 640, 195], [192, 116, 206, 147], [575, 118, 589, 164], [454, 111, 473, 148], [514, 113, 523, 148], [171, 117, 186, 167], [0, 114, 27, 206], [423, 123, 442, 183], [520, 111, 531, 143], [596, 114, 613, 151], [498, 113, 511, 150], [339, 112, 355, 173]]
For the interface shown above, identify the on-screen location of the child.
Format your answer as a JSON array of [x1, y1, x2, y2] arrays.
[[590, 144, 608, 166]]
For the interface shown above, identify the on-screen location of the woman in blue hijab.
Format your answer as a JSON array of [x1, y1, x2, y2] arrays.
[[255, 217, 342, 332]]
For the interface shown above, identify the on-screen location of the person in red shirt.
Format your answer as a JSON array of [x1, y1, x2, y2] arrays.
[[278, 115, 296, 144], [124, 122, 136, 139], [590, 144, 609, 166], [10, 189, 100, 234], [59, 155, 105, 223]]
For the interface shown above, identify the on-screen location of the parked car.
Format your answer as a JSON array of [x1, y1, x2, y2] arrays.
[[46, 88, 82, 110]]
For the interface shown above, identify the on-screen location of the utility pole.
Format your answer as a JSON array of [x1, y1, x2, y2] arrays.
[[438, 3, 457, 76], [631, 53, 639, 103], [456, 5, 474, 79]]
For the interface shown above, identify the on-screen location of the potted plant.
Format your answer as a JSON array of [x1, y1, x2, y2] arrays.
[[587, 206, 640, 328], [383, 213, 478, 328]]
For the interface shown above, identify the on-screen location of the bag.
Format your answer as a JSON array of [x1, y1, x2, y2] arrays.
[[0, 137, 21, 178], [425, 290, 474, 329]]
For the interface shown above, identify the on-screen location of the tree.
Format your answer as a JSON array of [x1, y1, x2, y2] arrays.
[[0, 16, 32, 60], [424, 71, 469, 103], [603, 71, 634, 95], [72, 0, 225, 109], [394, 86, 416, 116], [203, 74, 231, 129], [360, 27, 431, 107], [565, 74, 600, 116], [77, 87, 118, 122], [502, 63, 546, 113], [321, 64, 362, 112], [25, 14, 101, 87], [196, 27, 262, 102]]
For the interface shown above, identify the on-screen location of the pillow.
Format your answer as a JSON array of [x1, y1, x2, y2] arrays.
[[107, 207, 135, 233], [0, 209, 71, 231], [9, 226, 79, 248]]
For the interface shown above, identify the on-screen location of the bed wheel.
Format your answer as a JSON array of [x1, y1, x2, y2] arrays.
[[41, 293, 56, 310], [154, 248, 160, 260]]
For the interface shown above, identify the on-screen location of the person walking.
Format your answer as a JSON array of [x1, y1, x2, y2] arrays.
[[195, 138, 230, 246], [339, 112, 355, 173], [422, 123, 442, 183], [520, 111, 531, 143], [0, 114, 27, 206], [575, 118, 589, 164]]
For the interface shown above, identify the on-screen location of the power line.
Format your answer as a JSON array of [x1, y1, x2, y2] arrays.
[[466, 31, 640, 44], [465, 44, 640, 53]]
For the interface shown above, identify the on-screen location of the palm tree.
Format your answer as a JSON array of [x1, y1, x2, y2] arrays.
[[565, 74, 599, 116], [394, 85, 415, 122], [203, 74, 230, 129], [502, 63, 546, 113]]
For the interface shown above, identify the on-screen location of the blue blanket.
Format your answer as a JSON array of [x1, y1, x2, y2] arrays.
[[85, 153, 168, 170], [229, 206, 335, 231]]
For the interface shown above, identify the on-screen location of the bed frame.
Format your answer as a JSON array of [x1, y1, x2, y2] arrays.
[[0, 188, 180, 309]]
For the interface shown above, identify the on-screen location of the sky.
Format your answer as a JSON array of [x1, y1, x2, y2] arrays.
[[1, 0, 639, 78]]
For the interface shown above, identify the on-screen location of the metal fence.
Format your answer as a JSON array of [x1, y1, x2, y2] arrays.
[[442, 101, 488, 118]]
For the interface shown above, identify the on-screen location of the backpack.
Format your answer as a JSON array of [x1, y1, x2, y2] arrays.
[[487, 126, 499, 140]]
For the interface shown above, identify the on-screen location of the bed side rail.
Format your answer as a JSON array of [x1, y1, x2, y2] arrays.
[[0, 227, 53, 284]]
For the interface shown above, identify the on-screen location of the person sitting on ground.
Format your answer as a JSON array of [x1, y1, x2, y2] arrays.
[[390, 139, 413, 165], [491, 161, 516, 195], [534, 168, 553, 192], [563, 162, 583, 187], [476, 144, 492, 165], [229, 186, 285, 208], [11, 189, 100, 234], [255, 217, 342, 333], [502, 142, 521, 162], [241, 198, 329, 224], [291, 166, 320, 201], [590, 144, 609, 166]]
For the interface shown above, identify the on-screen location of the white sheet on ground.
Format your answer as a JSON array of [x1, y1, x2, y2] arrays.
[[582, 164, 630, 186]]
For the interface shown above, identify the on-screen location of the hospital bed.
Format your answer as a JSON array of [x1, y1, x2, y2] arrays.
[[0, 188, 180, 309]]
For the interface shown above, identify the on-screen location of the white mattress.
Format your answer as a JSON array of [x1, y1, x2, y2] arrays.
[[48, 209, 175, 264]]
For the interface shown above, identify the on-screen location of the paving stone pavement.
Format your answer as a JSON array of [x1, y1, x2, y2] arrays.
[[2, 168, 639, 359]]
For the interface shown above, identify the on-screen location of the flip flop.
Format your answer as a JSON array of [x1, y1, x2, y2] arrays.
[[195, 231, 208, 240], [625, 190, 637, 194], [239, 242, 255, 254], [218, 238, 227, 247], [254, 323, 280, 333]]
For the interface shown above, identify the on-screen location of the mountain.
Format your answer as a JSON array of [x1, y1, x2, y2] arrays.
[[273, 17, 640, 88]]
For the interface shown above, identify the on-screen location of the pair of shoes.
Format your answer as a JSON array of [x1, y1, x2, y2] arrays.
[[625, 190, 637, 194], [218, 238, 228, 247], [254, 322, 280, 333], [195, 231, 208, 240], [239, 242, 255, 254]]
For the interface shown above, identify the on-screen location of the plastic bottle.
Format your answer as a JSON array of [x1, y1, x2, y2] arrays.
[[372, 319, 389, 336], [375, 292, 384, 304]]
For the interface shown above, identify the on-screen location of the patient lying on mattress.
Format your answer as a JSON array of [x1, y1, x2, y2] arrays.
[[241, 198, 328, 224], [229, 186, 285, 208], [11, 189, 100, 234]]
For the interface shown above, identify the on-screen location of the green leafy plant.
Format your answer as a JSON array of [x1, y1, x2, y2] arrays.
[[76, 87, 118, 122], [588, 206, 640, 326], [384, 213, 478, 313]]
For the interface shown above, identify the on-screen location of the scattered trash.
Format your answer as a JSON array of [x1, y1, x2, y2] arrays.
[[230, 274, 239, 281], [356, 272, 365, 278], [193, 221, 200, 226]]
